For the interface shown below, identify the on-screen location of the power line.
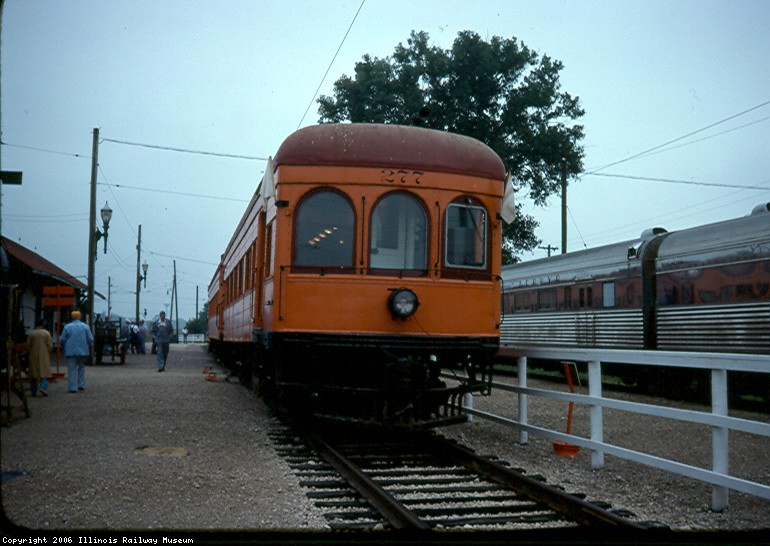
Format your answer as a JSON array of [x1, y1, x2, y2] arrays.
[[146, 250, 218, 266], [3, 216, 86, 224], [296, 0, 366, 129], [96, 181, 250, 203], [5, 212, 88, 219], [100, 137, 268, 161], [587, 172, 770, 191], [0, 141, 90, 159], [625, 115, 770, 160], [566, 206, 587, 249], [98, 164, 139, 241], [585, 99, 770, 174]]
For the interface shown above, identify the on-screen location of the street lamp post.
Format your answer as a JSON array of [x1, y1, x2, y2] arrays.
[[86, 201, 112, 325], [97, 203, 112, 252]]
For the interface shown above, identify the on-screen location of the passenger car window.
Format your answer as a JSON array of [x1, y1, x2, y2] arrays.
[[602, 282, 615, 308], [538, 288, 557, 310], [370, 193, 427, 271], [445, 203, 487, 268], [294, 190, 354, 267]]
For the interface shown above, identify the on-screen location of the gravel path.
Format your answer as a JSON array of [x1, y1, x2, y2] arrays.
[[1, 344, 328, 532], [2, 344, 768, 537]]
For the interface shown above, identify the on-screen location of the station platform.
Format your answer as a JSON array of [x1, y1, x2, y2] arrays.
[[0, 343, 327, 533]]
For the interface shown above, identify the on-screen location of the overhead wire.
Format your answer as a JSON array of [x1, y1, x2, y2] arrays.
[[564, 99, 770, 250], [584, 98, 770, 174], [100, 137, 268, 161], [296, 0, 367, 129], [146, 250, 218, 267], [4, 211, 88, 224], [586, 173, 770, 191], [98, 164, 138, 240], [619, 115, 770, 160], [97, 164, 173, 293], [566, 207, 587, 249], [0, 141, 90, 159], [95, 144, 222, 315], [96, 182, 249, 203], [568, 180, 764, 249]]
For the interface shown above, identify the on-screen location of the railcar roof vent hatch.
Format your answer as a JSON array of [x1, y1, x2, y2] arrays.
[[629, 227, 668, 259], [750, 202, 770, 215], [640, 227, 668, 238]]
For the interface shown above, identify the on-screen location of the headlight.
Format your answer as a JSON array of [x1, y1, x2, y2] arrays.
[[388, 288, 420, 319]]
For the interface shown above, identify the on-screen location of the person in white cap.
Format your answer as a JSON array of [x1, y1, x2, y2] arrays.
[[151, 311, 174, 372]]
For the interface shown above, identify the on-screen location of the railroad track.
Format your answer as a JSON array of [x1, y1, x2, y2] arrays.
[[269, 426, 661, 531]]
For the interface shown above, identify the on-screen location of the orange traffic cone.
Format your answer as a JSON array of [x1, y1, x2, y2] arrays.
[[553, 361, 580, 457]]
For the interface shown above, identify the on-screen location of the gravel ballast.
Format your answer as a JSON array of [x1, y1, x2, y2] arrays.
[[2, 344, 768, 536]]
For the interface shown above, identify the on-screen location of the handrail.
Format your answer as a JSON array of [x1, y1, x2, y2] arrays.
[[499, 346, 770, 372]]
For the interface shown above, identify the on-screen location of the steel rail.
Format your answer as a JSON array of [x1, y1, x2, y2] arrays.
[[422, 434, 650, 529], [305, 434, 431, 530]]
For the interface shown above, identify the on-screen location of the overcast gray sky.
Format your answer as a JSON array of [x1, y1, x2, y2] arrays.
[[1, 0, 768, 321]]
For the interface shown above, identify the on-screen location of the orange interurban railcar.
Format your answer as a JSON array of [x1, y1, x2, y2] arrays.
[[208, 123, 508, 427]]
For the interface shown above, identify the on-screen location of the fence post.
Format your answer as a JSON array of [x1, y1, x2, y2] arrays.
[[711, 368, 729, 511], [518, 356, 528, 445], [588, 360, 604, 469]]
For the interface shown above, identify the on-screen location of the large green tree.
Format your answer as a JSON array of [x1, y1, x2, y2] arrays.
[[317, 30, 585, 263]]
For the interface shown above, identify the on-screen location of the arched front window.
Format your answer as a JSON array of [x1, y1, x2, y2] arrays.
[[293, 190, 355, 268], [369, 192, 427, 272], [445, 200, 488, 269]]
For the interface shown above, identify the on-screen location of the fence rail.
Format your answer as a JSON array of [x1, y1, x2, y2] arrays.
[[445, 346, 770, 511]]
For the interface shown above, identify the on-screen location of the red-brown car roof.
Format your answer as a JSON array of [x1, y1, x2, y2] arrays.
[[274, 123, 505, 181]]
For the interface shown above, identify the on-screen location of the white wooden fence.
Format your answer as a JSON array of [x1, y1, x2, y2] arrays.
[[448, 346, 770, 511]]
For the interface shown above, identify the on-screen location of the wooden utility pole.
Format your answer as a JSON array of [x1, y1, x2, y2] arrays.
[[539, 244, 558, 257], [86, 128, 99, 328], [135, 225, 142, 322], [173, 260, 179, 339], [561, 159, 567, 255]]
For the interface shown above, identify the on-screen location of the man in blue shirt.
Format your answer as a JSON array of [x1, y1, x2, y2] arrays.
[[59, 310, 94, 393]]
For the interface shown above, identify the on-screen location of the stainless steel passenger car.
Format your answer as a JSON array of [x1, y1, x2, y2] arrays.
[[500, 203, 770, 399]]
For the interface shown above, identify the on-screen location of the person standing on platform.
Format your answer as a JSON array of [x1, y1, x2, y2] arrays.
[[138, 320, 147, 354], [94, 314, 105, 365], [151, 311, 173, 372], [130, 322, 140, 354], [59, 311, 93, 393], [26, 318, 53, 397]]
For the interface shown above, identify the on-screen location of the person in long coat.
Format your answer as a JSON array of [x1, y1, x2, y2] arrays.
[[26, 318, 53, 397]]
